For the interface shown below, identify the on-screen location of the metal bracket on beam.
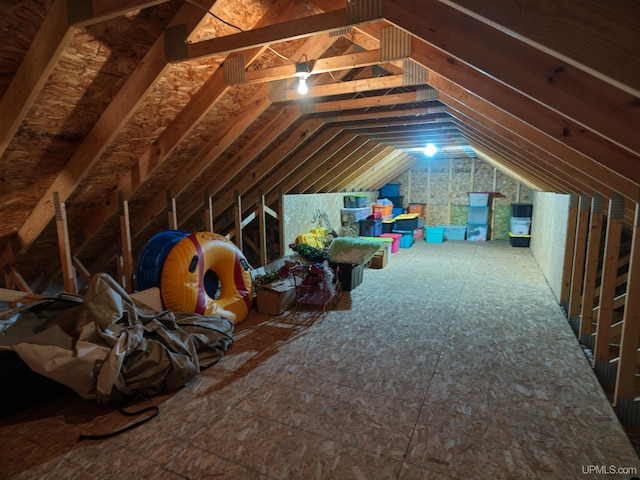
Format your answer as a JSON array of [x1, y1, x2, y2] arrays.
[[380, 26, 410, 62], [270, 79, 288, 102], [225, 55, 246, 85], [165, 24, 189, 63], [404, 59, 428, 87]]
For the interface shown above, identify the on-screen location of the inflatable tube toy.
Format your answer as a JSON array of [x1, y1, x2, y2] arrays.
[[136, 230, 190, 291], [160, 232, 253, 323]]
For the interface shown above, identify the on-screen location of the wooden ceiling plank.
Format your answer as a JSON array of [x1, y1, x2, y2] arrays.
[[320, 142, 388, 192], [432, 75, 640, 203], [441, 0, 640, 96], [311, 91, 420, 113], [75, 0, 172, 25], [447, 107, 637, 228], [182, 9, 384, 62], [363, 153, 420, 192], [447, 104, 601, 195], [72, 1, 313, 274], [209, 123, 345, 233], [306, 138, 373, 193], [126, 30, 340, 241], [278, 74, 408, 102], [244, 49, 382, 84], [386, 0, 640, 156], [327, 104, 446, 124], [0, 0, 72, 160], [333, 145, 398, 192], [459, 125, 567, 194], [416, 43, 640, 187], [0, 0, 171, 161], [343, 149, 409, 192], [0, 0, 222, 271], [172, 106, 310, 237], [272, 132, 361, 196], [473, 147, 543, 192]]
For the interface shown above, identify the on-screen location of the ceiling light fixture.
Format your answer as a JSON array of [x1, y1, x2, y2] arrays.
[[294, 55, 312, 95], [424, 143, 438, 157]]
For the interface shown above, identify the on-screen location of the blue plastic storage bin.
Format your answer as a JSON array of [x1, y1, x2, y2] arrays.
[[425, 226, 445, 243], [359, 219, 382, 237], [393, 230, 414, 248], [380, 183, 400, 197], [344, 194, 368, 208]]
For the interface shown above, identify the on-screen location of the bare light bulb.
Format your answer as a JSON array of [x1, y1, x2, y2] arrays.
[[424, 143, 437, 157], [297, 77, 308, 95]]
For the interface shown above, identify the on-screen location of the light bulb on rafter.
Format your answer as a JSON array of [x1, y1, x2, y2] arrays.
[[294, 54, 312, 95]]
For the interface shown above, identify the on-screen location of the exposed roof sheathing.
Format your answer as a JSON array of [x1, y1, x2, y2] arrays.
[[0, 0, 638, 292]]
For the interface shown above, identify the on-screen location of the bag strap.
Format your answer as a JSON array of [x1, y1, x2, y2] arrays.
[[78, 404, 159, 441]]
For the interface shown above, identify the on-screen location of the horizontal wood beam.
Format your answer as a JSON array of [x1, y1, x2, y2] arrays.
[[176, 9, 382, 62]]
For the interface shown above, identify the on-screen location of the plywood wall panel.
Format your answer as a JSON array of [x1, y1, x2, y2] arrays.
[[530, 191, 571, 301]]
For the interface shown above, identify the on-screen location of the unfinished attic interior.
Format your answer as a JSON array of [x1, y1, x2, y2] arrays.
[[2, 0, 640, 477]]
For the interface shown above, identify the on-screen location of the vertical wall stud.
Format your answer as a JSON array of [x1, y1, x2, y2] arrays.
[[53, 192, 77, 294], [166, 190, 177, 230], [118, 191, 134, 293], [560, 194, 579, 311], [578, 194, 605, 344], [594, 192, 625, 386], [204, 190, 214, 232], [234, 190, 243, 251], [258, 192, 268, 267], [567, 194, 591, 323], [614, 191, 640, 424]]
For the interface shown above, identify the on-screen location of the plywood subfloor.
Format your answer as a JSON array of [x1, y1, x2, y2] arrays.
[[2, 240, 640, 479]]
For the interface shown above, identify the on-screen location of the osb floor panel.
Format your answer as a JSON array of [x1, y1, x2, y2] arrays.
[[2, 240, 640, 479]]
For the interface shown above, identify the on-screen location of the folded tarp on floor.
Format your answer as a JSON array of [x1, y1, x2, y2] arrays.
[[0, 273, 234, 403]]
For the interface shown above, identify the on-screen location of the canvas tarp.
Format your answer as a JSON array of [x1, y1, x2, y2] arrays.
[[0, 273, 234, 403]]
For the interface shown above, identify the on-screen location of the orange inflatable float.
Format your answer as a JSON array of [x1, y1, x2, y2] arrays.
[[160, 232, 253, 324]]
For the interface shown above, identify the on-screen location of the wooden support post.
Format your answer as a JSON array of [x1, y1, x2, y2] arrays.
[[115, 247, 124, 288], [53, 192, 77, 294], [578, 194, 605, 343], [72, 256, 93, 286], [278, 190, 285, 258], [567, 194, 591, 323], [447, 158, 452, 224], [426, 161, 432, 225], [491, 167, 497, 240], [614, 194, 640, 416], [118, 192, 134, 293], [8, 267, 33, 294], [234, 190, 243, 250], [258, 192, 268, 267], [4, 270, 16, 308], [166, 190, 177, 230], [204, 190, 214, 232], [594, 193, 625, 385], [560, 194, 579, 312]]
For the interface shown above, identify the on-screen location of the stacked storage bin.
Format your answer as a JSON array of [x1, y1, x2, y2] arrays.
[[342, 194, 369, 233], [467, 192, 490, 241], [509, 203, 533, 247], [378, 183, 403, 217]]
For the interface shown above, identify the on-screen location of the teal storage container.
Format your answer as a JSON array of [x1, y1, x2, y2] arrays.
[[425, 227, 445, 243]]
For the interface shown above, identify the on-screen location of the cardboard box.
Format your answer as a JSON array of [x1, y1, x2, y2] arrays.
[[368, 248, 388, 269], [131, 287, 164, 311], [256, 278, 297, 315]]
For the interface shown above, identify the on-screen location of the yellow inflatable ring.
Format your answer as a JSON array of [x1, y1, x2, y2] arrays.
[[160, 232, 253, 323]]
